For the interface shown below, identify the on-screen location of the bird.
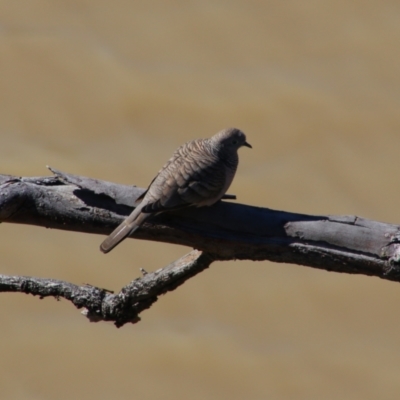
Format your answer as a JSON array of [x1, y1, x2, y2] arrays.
[[100, 127, 251, 253]]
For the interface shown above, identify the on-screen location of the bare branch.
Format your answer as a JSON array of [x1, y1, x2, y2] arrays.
[[0, 250, 213, 327], [1, 169, 400, 283]]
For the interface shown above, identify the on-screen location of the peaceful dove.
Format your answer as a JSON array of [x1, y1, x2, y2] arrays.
[[100, 127, 251, 253]]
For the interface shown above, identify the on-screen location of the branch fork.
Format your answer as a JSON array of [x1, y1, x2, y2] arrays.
[[1, 168, 399, 326]]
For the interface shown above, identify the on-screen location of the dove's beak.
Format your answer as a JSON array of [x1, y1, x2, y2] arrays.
[[243, 141, 252, 148]]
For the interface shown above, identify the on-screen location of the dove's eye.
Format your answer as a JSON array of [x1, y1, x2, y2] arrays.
[[232, 140, 238, 145]]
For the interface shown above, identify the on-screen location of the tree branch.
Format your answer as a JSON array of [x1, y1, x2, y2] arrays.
[[0, 250, 213, 327], [1, 168, 400, 325]]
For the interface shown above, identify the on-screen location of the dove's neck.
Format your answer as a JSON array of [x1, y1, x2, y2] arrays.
[[221, 149, 239, 171], [207, 139, 239, 169]]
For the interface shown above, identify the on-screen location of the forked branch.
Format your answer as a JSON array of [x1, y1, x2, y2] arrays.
[[0, 250, 212, 327], [1, 168, 400, 326]]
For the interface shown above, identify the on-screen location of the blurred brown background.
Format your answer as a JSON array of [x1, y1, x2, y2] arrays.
[[1, 1, 400, 399]]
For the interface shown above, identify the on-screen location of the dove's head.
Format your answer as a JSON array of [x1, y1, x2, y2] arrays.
[[210, 128, 252, 153]]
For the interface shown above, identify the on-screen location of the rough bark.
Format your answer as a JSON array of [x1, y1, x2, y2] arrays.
[[0, 250, 212, 327], [1, 168, 399, 326]]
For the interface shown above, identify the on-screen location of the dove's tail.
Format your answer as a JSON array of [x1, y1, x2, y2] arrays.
[[100, 205, 148, 254]]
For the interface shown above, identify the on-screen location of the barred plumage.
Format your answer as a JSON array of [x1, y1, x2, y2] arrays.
[[100, 127, 251, 253]]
